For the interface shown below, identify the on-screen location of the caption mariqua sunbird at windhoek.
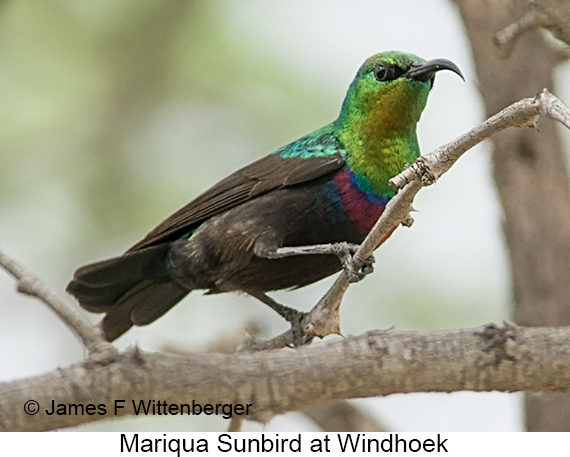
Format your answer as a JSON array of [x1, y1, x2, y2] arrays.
[[67, 51, 463, 343]]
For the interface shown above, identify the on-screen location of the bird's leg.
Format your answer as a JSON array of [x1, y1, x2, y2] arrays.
[[245, 290, 311, 346], [247, 290, 301, 322], [256, 242, 375, 283]]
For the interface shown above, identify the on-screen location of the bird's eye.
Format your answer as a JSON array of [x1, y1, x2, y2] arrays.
[[374, 64, 405, 82], [374, 64, 388, 81]]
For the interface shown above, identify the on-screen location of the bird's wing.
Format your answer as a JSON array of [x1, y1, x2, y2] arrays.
[[127, 135, 346, 252]]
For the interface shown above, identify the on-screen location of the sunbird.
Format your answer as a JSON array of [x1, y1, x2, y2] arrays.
[[67, 51, 463, 342]]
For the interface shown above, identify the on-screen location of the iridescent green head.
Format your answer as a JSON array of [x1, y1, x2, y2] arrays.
[[337, 51, 463, 197], [338, 51, 463, 135]]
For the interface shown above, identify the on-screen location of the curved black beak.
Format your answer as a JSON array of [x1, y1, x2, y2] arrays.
[[404, 58, 464, 83]]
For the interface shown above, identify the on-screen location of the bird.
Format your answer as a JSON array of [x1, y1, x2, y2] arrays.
[[67, 51, 463, 343]]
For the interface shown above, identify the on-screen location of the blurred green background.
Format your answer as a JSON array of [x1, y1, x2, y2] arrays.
[[4, 0, 567, 431]]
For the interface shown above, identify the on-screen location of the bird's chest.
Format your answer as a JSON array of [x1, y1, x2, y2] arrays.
[[332, 167, 389, 234]]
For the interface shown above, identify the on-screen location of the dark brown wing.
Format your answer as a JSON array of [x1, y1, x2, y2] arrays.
[[127, 153, 346, 252]]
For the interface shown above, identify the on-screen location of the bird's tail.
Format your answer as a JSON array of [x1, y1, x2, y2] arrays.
[[67, 243, 190, 341]]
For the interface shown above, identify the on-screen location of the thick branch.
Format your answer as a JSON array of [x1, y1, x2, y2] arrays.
[[3, 323, 570, 431]]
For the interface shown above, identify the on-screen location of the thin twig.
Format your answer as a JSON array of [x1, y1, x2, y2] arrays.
[[390, 90, 566, 189], [242, 89, 570, 350], [0, 247, 117, 362]]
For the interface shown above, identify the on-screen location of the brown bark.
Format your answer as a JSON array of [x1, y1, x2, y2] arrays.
[[455, 0, 570, 431], [4, 323, 570, 432]]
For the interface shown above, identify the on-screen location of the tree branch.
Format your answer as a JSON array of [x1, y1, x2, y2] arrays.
[[3, 322, 570, 431], [242, 89, 570, 350], [493, 0, 570, 55], [492, 9, 554, 57], [0, 247, 116, 361]]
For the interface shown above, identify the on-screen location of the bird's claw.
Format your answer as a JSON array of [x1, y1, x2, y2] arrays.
[[344, 261, 373, 283], [286, 310, 312, 347], [332, 242, 375, 283], [356, 252, 375, 276], [247, 291, 313, 346], [271, 303, 309, 346]]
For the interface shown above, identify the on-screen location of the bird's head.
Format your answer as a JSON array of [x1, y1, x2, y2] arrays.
[[338, 51, 463, 136]]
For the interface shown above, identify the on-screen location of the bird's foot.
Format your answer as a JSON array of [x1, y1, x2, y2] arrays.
[[245, 291, 312, 346], [331, 242, 375, 283], [269, 305, 312, 347], [287, 310, 312, 347], [265, 303, 311, 346]]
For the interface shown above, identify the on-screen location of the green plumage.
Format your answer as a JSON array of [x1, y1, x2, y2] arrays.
[[338, 52, 431, 198]]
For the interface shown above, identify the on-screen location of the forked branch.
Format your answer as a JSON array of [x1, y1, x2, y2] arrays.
[[241, 89, 570, 350]]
